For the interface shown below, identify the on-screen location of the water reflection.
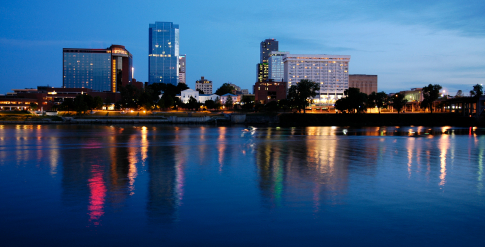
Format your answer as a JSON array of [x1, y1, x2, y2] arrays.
[[1, 125, 485, 244]]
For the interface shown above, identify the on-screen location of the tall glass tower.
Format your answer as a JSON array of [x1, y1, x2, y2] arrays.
[[149, 22, 179, 85]]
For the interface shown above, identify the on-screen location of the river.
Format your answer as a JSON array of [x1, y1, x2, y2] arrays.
[[0, 125, 484, 246]]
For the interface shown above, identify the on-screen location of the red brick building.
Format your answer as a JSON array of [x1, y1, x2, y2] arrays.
[[254, 80, 287, 104]]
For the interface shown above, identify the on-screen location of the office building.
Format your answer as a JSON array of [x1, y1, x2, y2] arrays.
[[149, 22, 180, 85], [269, 51, 289, 82], [257, 39, 278, 82], [349, 74, 377, 95], [284, 54, 350, 105], [63, 45, 132, 92], [260, 39, 278, 63], [178, 55, 186, 84], [196, 76, 212, 94]]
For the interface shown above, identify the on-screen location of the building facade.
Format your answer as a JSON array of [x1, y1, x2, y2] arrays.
[[257, 63, 269, 82], [149, 22, 180, 85], [178, 55, 186, 84], [349, 74, 377, 95], [63, 45, 132, 92], [269, 51, 289, 82], [195, 76, 212, 94], [283, 54, 350, 105], [254, 80, 287, 104], [257, 39, 278, 82], [220, 93, 240, 105]]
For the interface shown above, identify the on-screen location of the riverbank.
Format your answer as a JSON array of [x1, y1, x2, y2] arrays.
[[0, 111, 482, 127]]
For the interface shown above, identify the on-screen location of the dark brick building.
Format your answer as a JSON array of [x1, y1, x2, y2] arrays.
[[254, 80, 287, 104]]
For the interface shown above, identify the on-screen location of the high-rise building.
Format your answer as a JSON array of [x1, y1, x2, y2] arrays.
[[257, 39, 278, 82], [148, 22, 179, 85], [195, 76, 212, 94], [260, 39, 278, 63], [349, 74, 377, 95], [178, 55, 186, 84], [257, 63, 269, 82], [269, 51, 289, 82], [63, 45, 132, 92], [284, 54, 350, 105]]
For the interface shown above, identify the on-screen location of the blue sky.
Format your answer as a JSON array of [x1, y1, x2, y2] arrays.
[[1, 0, 484, 95]]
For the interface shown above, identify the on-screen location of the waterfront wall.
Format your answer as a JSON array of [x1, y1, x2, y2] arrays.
[[0, 113, 481, 127]]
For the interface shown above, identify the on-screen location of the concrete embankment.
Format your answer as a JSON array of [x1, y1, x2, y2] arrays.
[[2, 113, 480, 127], [0, 116, 218, 125]]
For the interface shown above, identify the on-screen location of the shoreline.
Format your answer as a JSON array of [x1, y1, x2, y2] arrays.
[[0, 112, 483, 127]]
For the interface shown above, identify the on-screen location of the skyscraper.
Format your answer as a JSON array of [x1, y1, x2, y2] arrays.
[[260, 39, 278, 63], [178, 55, 186, 84], [257, 39, 278, 82], [63, 45, 132, 92], [268, 51, 289, 82], [148, 22, 179, 85]]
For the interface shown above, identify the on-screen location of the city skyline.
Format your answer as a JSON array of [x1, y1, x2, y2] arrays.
[[0, 0, 484, 95]]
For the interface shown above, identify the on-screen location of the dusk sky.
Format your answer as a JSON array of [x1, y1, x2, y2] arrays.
[[1, 0, 484, 95]]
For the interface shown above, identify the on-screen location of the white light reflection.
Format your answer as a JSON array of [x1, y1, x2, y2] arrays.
[[439, 135, 450, 186]]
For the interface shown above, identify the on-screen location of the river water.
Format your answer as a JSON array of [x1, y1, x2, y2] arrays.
[[0, 125, 484, 246]]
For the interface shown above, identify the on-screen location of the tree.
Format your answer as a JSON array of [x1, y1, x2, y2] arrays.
[[456, 90, 464, 97], [369, 91, 388, 114], [161, 94, 174, 109], [392, 93, 407, 114], [73, 94, 89, 114], [224, 95, 233, 109], [278, 99, 290, 112], [196, 89, 205, 94], [176, 83, 189, 93], [29, 103, 38, 111], [138, 90, 154, 110], [287, 79, 320, 113], [367, 92, 377, 109], [421, 84, 442, 113], [335, 87, 367, 113], [215, 97, 222, 110], [215, 83, 236, 96], [264, 101, 279, 112], [241, 95, 255, 111], [205, 99, 216, 110], [60, 98, 74, 113], [470, 84, 483, 98], [119, 84, 141, 109], [92, 96, 104, 110], [187, 96, 199, 110]]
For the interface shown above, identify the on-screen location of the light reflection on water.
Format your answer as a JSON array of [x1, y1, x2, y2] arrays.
[[0, 125, 484, 246]]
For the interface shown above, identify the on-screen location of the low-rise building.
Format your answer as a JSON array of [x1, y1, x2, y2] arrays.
[[0, 86, 120, 111], [220, 93, 240, 105], [178, 89, 218, 103], [254, 80, 287, 104]]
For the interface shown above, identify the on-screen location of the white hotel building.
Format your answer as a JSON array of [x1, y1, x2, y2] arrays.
[[283, 54, 350, 105]]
